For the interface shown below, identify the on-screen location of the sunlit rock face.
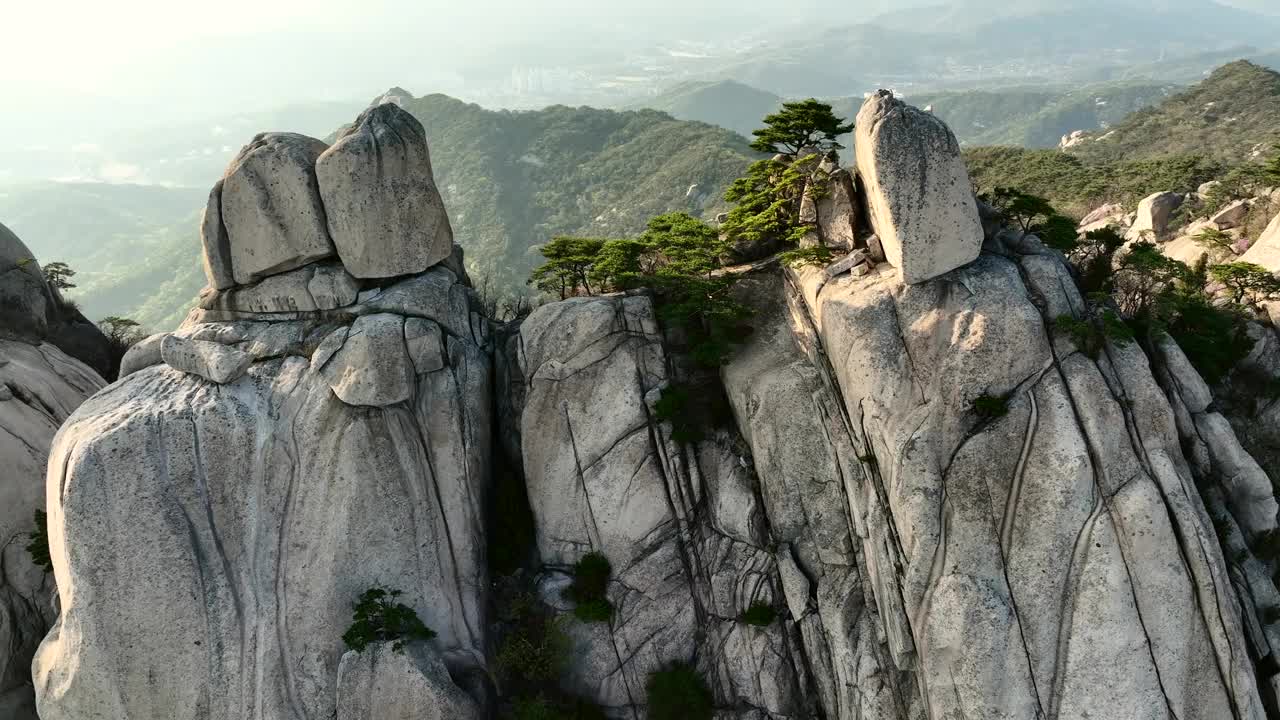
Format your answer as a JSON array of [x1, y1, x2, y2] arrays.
[[27, 90, 1280, 720], [855, 90, 983, 285], [318, 103, 454, 279], [33, 105, 494, 720], [512, 292, 808, 718], [769, 248, 1267, 719]]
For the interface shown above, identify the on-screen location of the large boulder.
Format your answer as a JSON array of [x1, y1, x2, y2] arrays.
[[317, 103, 453, 279], [215, 132, 336, 285], [1077, 202, 1128, 233], [336, 642, 482, 720], [1239, 209, 1280, 272], [1125, 191, 1183, 242], [816, 159, 858, 251], [32, 116, 494, 720], [1210, 199, 1250, 230], [315, 313, 416, 407], [159, 334, 254, 385], [854, 90, 982, 284], [0, 222, 53, 340], [198, 262, 359, 314]]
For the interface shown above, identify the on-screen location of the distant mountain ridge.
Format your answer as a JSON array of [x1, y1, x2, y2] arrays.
[[626, 80, 782, 138], [5, 94, 758, 329], [1068, 60, 1280, 164], [703, 0, 1280, 98], [400, 92, 758, 291], [636, 78, 1173, 150]]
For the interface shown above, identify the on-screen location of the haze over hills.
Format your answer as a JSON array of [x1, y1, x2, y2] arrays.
[[639, 78, 1175, 150], [4, 0, 1278, 166], [12, 58, 1280, 331], [4, 94, 757, 330], [0, 101, 362, 187]]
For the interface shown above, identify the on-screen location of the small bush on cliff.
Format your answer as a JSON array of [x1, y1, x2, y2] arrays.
[[496, 589, 570, 688], [972, 394, 1010, 420], [778, 244, 833, 269], [983, 187, 1079, 251], [98, 315, 148, 381], [1209, 262, 1280, 306], [654, 383, 703, 443], [739, 601, 777, 627], [529, 237, 608, 299], [510, 694, 607, 720], [1054, 307, 1134, 360], [1193, 227, 1237, 258], [26, 509, 52, 574], [565, 552, 613, 623], [495, 583, 606, 720], [528, 213, 752, 367], [720, 154, 820, 250], [342, 587, 435, 653], [1071, 227, 1126, 296], [646, 661, 714, 720]]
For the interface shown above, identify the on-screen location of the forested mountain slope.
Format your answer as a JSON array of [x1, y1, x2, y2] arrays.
[[1068, 60, 1280, 164], [5, 97, 757, 329], [401, 94, 757, 290]]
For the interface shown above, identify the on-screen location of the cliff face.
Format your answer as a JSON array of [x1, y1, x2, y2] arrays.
[[24, 94, 1280, 720], [33, 104, 494, 720], [0, 223, 107, 720]]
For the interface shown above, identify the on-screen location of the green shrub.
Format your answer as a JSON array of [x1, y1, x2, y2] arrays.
[[972, 394, 1009, 420], [1194, 227, 1236, 257], [495, 585, 607, 720], [496, 590, 570, 689], [739, 601, 777, 627], [342, 587, 436, 653], [653, 275, 753, 367], [509, 694, 607, 720], [1254, 528, 1280, 562], [646, 661, 714, 720], [1225, 365, 1280, 416], [1162, 294, 1255, 385], [26, 510, 52, 574], [982, 187, 1079, 251], [565, 552, 613, 623], [572, 598, 614, 623], [654, 384, 703, 443], [1055, 309, 1133, 360], [778, 244, 833, 269], [511, 696, 556, 720]]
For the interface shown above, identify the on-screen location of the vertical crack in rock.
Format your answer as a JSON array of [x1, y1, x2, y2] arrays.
[[1015, 257, 1203, 720]]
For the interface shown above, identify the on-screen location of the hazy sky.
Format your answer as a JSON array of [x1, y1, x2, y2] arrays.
[[3, 0, 896, 106], [3, 0, 1275, 139]]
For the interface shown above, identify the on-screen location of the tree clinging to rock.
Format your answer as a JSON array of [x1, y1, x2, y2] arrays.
[[749, 98, 853, 156]]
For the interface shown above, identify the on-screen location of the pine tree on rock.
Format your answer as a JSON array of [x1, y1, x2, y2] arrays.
[[750, 99, 853, 157]]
